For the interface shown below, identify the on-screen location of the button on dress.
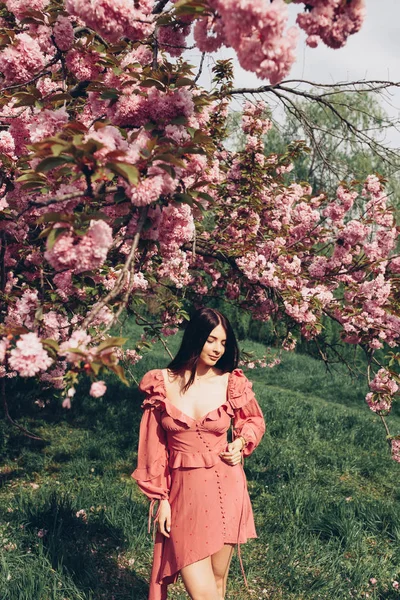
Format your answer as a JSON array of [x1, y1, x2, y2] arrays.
[[132, 368, 265, 600]]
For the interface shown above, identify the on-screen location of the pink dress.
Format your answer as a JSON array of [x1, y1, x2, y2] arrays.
[[132, 368, 265, 600]]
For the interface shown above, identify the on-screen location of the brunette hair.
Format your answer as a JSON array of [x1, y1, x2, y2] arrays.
[[167, 307, 239, 392]]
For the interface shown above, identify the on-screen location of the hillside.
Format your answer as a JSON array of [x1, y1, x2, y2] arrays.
[[1, 337, 399, 599]]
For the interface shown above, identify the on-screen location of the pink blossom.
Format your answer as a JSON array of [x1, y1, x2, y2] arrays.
[[5, 289, 39, 329], [37, 528, 48, 538], [158, 23, 191, 57], [124, 349, 142, 365], [158, 203, 195, 256], [363, 174, 382, 196], [4, 0, 49, 20], [369, 368, 398, 395], [295, 0, 365, 50], [121, 46, 153, 68], [194, 0, 299, 84], [59, 329, 91, 363], [0, 33, 46, 86], [39, 363, 67, 389], [76, 509, 88, 521], [9, 333, 53, 377], [62, 397, 72, 409], [0, 131, 17, 160], [0, 197, 9, 211], [53, 15, 74, 52], [27, 107, 69, 143], [45, 220, 113, 274], [65, 0, 155, 43], [340, 220, 368, 246], [90, 380, 107, 398], [127, 175, 164, 206], [66, 48, 103, 81], [0, 338, 9, 363], [84, 125, 128, 163], [389, 257, 400, 273]]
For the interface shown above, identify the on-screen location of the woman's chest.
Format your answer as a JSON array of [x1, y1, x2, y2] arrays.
[[165, 375, 229, 422]]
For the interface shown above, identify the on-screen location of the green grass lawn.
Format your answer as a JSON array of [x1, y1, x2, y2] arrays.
[[1, 334, 400, 599]]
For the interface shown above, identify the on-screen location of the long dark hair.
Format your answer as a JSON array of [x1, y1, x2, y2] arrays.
[[167, 307, 239, 392]]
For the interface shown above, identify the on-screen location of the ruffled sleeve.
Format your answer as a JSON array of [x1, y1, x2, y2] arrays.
[[228, 369, 265, 457], [131, 370, 171, 500]]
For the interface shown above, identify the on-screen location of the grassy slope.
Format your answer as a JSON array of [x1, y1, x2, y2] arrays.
[[0, 335, 400, 600]]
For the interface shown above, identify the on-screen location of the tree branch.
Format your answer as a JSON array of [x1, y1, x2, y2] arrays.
[[80, 206, 149, 331]]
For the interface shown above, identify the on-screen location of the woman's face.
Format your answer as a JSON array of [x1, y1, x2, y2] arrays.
[[199, 323, 227, 367]]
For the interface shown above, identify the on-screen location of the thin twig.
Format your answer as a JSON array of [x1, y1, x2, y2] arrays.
[[1, 379, 44, 441]]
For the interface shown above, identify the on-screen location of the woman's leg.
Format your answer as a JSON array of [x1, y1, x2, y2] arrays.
[[211, 544, 235, 599], [180, 556, 220, 600]]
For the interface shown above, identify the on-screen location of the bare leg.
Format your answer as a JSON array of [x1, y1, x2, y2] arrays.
[[211, 544, 235, 599], [180, 555, 220, 600]]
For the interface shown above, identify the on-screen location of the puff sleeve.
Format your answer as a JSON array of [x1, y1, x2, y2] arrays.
[[131, 371, 171, 500], [228, 369, 265, 457]]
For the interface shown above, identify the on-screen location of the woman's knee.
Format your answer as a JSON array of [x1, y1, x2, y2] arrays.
[[180, 560, 220, 600], [184, 583, 220, 600]]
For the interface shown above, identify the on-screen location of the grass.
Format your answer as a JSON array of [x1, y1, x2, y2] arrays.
[[1, 333, 400, 599]]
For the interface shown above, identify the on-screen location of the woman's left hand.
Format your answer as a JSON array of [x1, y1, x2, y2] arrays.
[[219, 438, 243, 466]]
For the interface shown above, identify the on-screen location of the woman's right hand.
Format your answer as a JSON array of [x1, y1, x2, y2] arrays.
[[157, 499, 171, 537]]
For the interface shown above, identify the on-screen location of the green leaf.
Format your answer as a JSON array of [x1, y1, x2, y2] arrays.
[[194, 191, 214, 203], [171, 115, 188, 125], [97, 336, 128, 353], [106, 162, 139, 186], [175, 192, 194, 206], [175, 78, 194, 88], [153, 153, 186, 168], [100, 89, 120, 100], [90, 362, 102, 376], [35, 155, 74, 173], [157, 163, 176, 179], [42, 339, 60, 352], [46, 227, 69, 250], [109, 364, 129, 386], [20, 181, 49, 191], [37, 212, 73, 224], [140, 79, 166, 91]]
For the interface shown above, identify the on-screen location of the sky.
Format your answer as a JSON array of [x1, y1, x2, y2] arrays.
[[190, 0, 400, 146]]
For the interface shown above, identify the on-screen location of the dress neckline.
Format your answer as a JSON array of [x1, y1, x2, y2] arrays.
[[158, 368, 233, 424]]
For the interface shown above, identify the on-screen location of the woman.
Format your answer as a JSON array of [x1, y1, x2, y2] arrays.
[[132, 308, 265, 600]]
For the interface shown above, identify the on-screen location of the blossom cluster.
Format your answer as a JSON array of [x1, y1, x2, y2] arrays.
[[193, 0, 365, 84], [1, 0, 399, 463]]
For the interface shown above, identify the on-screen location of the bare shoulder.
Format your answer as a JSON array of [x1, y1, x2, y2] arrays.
[[162, 368, 180, 386]]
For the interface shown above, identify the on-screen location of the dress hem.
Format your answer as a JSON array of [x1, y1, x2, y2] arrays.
[[156, 534, 258, 586]]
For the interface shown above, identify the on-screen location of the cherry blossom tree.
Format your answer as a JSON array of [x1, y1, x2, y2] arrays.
[[1, 0, 400, 462]]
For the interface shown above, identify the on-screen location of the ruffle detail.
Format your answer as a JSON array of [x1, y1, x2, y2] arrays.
[[168, 449, 221, 469], [139, 369, 166, 402], [227, 368, 256, 410], [139, 368, 253, 423], [202, 401, 234, 421]]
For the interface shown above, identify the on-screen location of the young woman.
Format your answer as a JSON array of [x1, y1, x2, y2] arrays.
[[132, 308, 265, 600]]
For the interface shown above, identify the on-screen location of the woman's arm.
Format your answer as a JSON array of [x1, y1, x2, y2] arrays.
[[231, 375, 265, 457], [131, 404, 172, 537], [131, 405, 171, 500]]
